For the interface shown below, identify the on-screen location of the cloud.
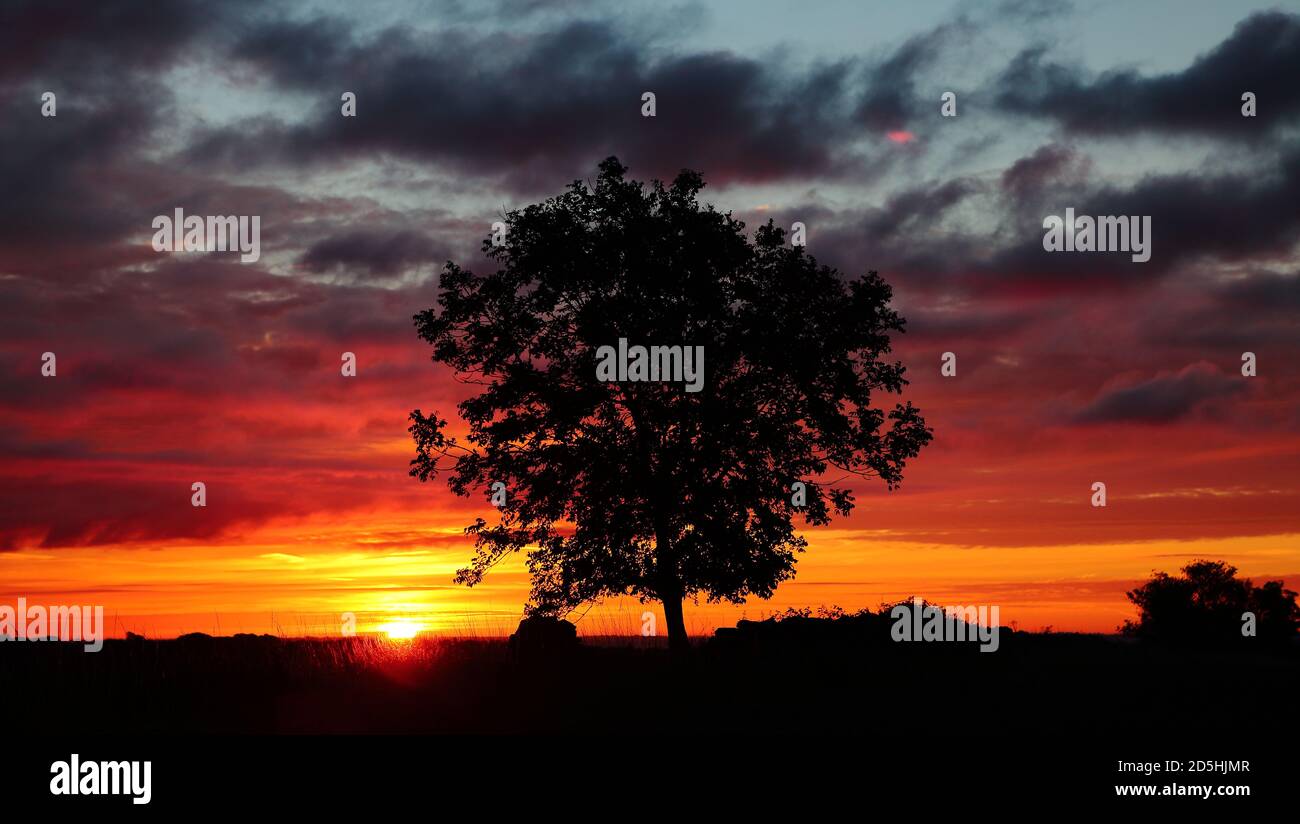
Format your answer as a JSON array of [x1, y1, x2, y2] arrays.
[[1217, 269, 1300, 313], [299, 229, 450, 280], [994, 0, 1074, 22], [0, 0, 247, 86], [186, 17, 870, 191], [1000, 144, 1089, 199], [0, 1, 1296, 559], [855, 21, 970, 132], [861, 143, 1300, 294], [1073, 363, 1249, 424], [994, 11, 1300, 139]]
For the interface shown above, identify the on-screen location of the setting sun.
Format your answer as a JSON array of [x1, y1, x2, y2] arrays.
[[380, 621, 422, 640]]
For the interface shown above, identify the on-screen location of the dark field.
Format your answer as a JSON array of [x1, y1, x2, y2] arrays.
[[5, 628, 1298, 737]]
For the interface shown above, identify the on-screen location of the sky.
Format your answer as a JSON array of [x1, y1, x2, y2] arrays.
[[1, 0, 1298, 637]]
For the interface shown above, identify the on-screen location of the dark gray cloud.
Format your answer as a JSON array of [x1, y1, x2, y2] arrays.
[[855, 21, 970, 132], [1000, 144, 1089, 199], [1006, 145, 1300, 276], [1073, 364, 1249, 424], [995, 11, 1300, 138], [0, 91, 156, 252], [0, 0, 247, 86], [1217, 269, 1300, 313], [1139, 269, 1300, 352], [185, 18, 869, 192], [826, 143, 1300, 295], [300, 229, 451, 279]]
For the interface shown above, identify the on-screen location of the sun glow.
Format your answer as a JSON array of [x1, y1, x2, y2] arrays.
[[380, 620, 422, 640]]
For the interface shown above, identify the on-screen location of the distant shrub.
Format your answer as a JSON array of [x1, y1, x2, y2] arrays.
[[1123, 560, 1299, 647]]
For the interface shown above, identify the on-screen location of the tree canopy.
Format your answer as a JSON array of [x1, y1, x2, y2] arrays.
[[1124, 559, 1300, 645]]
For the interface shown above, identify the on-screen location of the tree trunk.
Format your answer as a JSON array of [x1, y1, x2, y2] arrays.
[[651, 498, 689, 653], [662, 590, 689, 653], [654, 533, 690, 654]]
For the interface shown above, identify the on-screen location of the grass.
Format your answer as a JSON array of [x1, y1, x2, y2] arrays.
[[4, 620, 1297, 736]]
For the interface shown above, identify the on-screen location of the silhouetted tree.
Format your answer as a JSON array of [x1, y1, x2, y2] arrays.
[[409, 157, 931, 651], [1123, 560, 1300, 646]]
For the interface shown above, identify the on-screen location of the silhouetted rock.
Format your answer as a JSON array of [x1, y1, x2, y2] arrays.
[[176, 632, 214, 643], [509, 616, 578, 659], [125, 631, 146, 642]]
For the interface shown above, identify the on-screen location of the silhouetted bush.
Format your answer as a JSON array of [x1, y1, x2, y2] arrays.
[[711, 601, 1013, 654], [1123, 560, 1299, 647]]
